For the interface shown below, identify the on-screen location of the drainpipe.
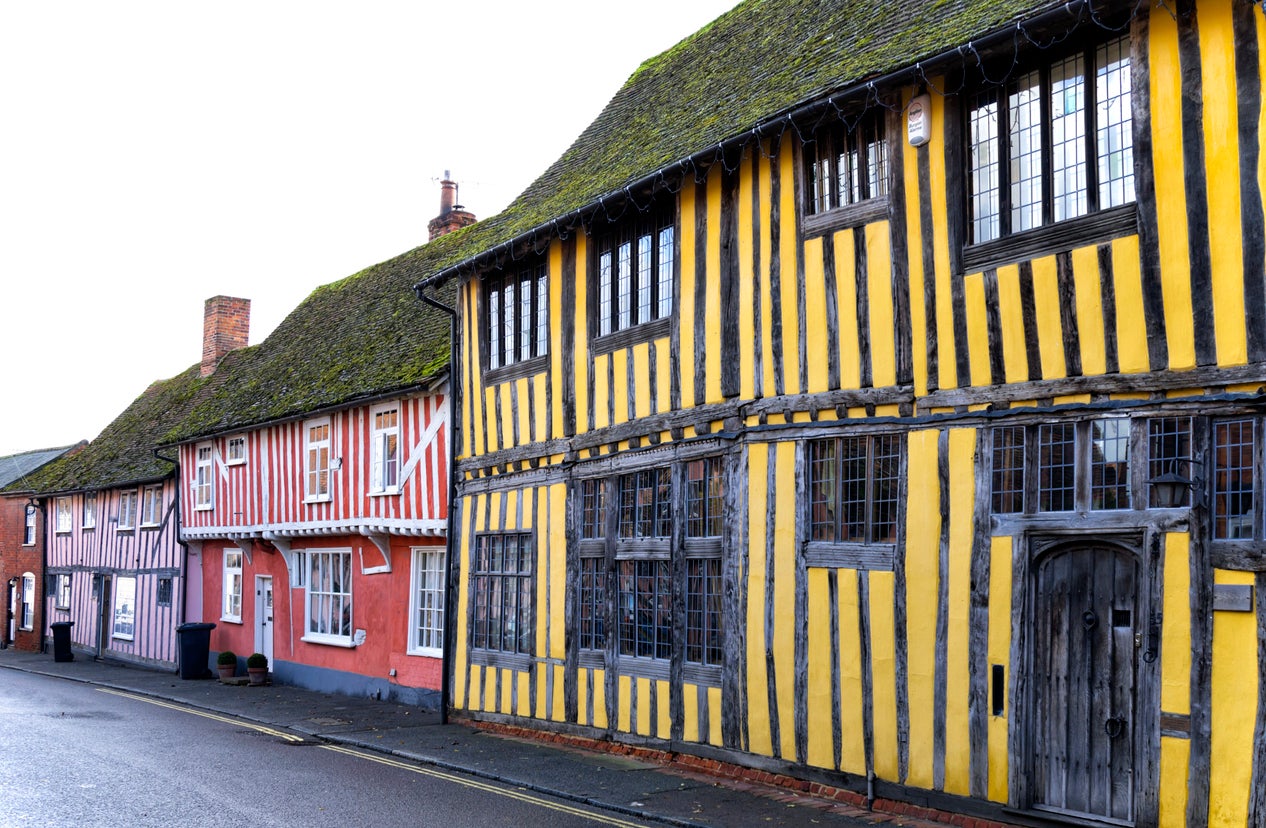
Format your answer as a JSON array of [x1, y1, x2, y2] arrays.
[[29, 496, 46, 653], [415, 282, 458, 726], [153, 448, 188, 626]]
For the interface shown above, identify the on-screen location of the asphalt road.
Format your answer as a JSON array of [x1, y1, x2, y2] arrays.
[[0, 670, 669, 828]]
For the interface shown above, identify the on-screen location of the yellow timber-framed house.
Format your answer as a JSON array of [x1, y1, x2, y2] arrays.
[[415, 0, 1266, 824]]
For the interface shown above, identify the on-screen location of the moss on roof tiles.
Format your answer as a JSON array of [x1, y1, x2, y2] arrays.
[[416, 0, 1062, 281]]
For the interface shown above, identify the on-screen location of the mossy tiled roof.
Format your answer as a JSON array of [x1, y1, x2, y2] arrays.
[[11, 366, 210, 494], [164, 234, 462, 444], [0, 445, 81, 492], [417, 0, 1062, 284]]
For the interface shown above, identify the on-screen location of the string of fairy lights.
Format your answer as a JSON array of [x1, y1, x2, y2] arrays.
[[433, 0, 1187, 280]]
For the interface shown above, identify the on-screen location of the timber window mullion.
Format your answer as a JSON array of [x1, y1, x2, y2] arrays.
[[1038, 64, 1053, 228], [1083, 45, 1101, 214]]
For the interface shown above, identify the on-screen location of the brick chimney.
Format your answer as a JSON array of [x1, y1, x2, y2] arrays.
[[427, 171, 476, 241], [201, 295, 251, 377]]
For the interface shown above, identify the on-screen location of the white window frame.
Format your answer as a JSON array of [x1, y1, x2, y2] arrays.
[[20, 572, 35, 630], [409, 547, 445, 656], [23, 506, 37, 545], [55, 574, 72, 610], [370, 403, 401, 495], [55, 497, 72, 533], [118, 490, 138, 530], [222, 550, 243, 622], [140, 485, 164, 527], [83, 493, 97, 530], [112, 576, 136, 641], [303, 548, 353, 646], [194, 442, 214, 510], [305, 418, 333, 503], [225, 435, 247, 466], [288, 550, 308, 588]]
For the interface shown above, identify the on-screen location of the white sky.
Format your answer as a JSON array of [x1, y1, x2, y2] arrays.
[[0, 1, 737, 457]]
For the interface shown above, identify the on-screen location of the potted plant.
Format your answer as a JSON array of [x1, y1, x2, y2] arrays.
[[216, 650, 237, 682], [246, 652, 269, 686]]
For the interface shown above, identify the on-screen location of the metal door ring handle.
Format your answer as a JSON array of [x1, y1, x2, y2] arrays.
[[1105, 717, 1125, 738], [1082, 611, 1098, 630]]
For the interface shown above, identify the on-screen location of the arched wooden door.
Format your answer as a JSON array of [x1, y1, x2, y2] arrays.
[[1032, 543, 1139, 824]]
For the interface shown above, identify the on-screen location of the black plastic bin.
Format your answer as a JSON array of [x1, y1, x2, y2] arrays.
[[175, 622, 216, 679], [50, 621, 74, 663]]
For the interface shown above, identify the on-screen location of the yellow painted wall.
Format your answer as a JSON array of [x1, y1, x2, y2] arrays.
[[1207, 570, 1258, 827]]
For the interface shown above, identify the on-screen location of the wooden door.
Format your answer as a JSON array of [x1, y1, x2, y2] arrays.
[[1032, 544, 1138, 824], [96, 575, 112, 657]]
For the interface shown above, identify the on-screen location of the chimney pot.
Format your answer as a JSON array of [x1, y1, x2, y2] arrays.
[[428, 174, 476, 241], [201, 295, 251, 377]]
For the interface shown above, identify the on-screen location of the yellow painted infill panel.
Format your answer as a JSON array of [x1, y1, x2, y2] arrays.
[[632, 343, 651, 420], [534, 374, 548, 444], [552, 664, 566, 722], [500, 667, 513, 713], [1159, 737, 1191, 827], [1109, 236, 1149, 374], [834, 229, 861, 390], [573, 234, 591, 435], [593, 353, 610, 431], [987, 536, 1013, 803], [773, 441, 799, 760], [549, 484, 567, 661], [759, 146, 778, 399], [483, 386, 499, 452], [903, 430, 941, 790], [1030, 256, 1067, 379], [706, 170, 724, 405], [867, 222, 897, 389], [838, 570, 866, 775], [537, 662, 548, 720], [683, 682, 700, 743], [806, 567, 834, 769], [466, 664, 482, 712], [517, 670, 531, 717], [1071, 245, 1107, 377], [1162, 533, 1192, 714], [657, 679, 672, 740], [944, 429, 977, 797], [578, 669, 589, 727], [1208, 570, 1257, 828], [612, 348, 629, 426], [964, 272, 991, 388], [708, 686, 723, 746], [869, 570, 899, 781], [745, 445, 773, 757], [679, 183, 698, 409], [618, 674, 632, 732], [995, 264, 1030, 384], [780, 143, 803, 395], [928, 89, 958, 391], [1052, 394, 1092, 406], [655, 338, 672, 416], [516, 377, 530, 448], [1150, 10, 1197, 371], [636, 677, 653, 735], [1202, 0, 1249, 368], [504, 383, 519, 451], [739, 150, 757, 400], [593, 669, 609, 730], [804, 236, 830, 394], [904, 93, 930, 396], [873, 404, 901, 418]]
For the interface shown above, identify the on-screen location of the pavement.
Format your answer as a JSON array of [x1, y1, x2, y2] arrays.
[[0, 647, 991, 828]]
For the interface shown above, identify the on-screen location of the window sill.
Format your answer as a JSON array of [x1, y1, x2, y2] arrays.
[[804, 541, 896, 571], [117, 528, 135, 534], [802, 197, 890, 238], [591, 316, 672, 356], [194, 505, 214, 512], [369, 489, 400, 498], [961, 203, 1137, 273], [220, 616, 242, 625], [304, 496, 332, 505], [484, 354, 549, 386], [140, 523, 161, 530], [112, 634, 135, 642], [82, 526, 96, 532], [300, 635, 355, 648], [225, 459, 246, 467], [55, 530, 71, 536], [407, 646, 443, 659]]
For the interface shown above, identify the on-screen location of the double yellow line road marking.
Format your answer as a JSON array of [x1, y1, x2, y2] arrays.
[[99, 688, 652, 827]]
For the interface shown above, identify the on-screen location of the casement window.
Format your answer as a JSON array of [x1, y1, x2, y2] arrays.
[[808, 434, 903, 546], [140, 485, 164, 527], [305, 549, 353, 645], [305, 418, 332, 502], [156, 577, 173, 607], [593, 209, 675, 340], [472, 533, 533, 656], [370, 404, 401, 494], [55, 497, 72, 533], [112, 576, 136, 641], [486, 260, 548, 372], [195, 443, 214, 510], [83, 493, 97, 530], [23, 506, 37, 545], [289, 550, 308, 589], [577, 455, 725, 672], [804, 107, 888, 217], [118, 490, 138, 530], [226, 436, 247, 465], [968, 36, 1133, 244], [20, 573, 34, 630], [55, 574, 72, 610], [1213, 418, 1259, 540], [1148, 417, 1192, 508], [222, 550, 243, 622], [409, 547, 445, 656]]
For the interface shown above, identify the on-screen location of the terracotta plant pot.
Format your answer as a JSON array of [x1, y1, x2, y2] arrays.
[[217, 664, 236, 681], [247, 667, 268, 686]]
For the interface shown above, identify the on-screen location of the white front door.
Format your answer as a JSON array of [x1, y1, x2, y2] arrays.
[[255, 576, 273, 666]]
